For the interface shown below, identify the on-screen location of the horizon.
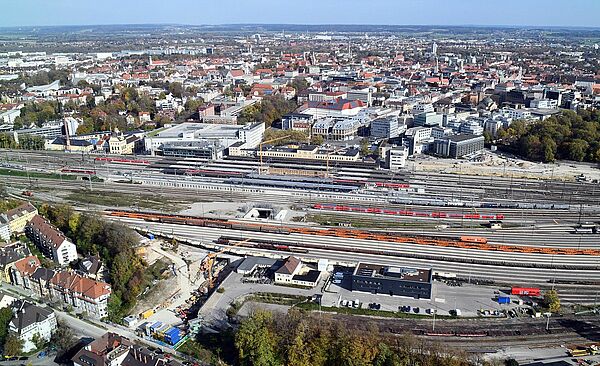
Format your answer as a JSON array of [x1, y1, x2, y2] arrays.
[[2, 22, 600, 31], [2, 0, 600, 28]]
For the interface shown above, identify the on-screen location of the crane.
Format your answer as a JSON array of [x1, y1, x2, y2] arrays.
[[258, 134, 292, 174], [202, 237, 253, 291]]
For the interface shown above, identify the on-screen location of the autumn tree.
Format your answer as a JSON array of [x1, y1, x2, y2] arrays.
[[3, 334, 23, 357]]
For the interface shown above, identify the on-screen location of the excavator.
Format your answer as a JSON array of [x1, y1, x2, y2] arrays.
[[200, 237, 253, 291]]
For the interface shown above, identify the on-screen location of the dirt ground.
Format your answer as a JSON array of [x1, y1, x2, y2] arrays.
[[412, 151, 600, 181]]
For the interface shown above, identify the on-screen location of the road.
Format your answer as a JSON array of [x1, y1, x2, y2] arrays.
[[0, 283, 176, 355]]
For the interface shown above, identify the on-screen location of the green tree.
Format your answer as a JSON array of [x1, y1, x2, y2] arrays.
[[0, 307, 13, 344], [544, 289, 561, 313], [31, 332, 46, 350], [235, 310, 280, 366], [541, 136, 557, 162], [567, 139, 589, 161]]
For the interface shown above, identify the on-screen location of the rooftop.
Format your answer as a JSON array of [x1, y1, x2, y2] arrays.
[[353, 263, 431, 283]]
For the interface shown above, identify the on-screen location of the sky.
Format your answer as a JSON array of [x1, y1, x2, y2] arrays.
[[1, 0, 600, 28]]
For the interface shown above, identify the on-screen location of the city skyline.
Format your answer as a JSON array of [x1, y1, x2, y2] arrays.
[[2, 0, 600, 28]]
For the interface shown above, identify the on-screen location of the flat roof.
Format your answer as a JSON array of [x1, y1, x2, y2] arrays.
[[152, 122, 262, 139], [353, 263, 431, 283], [293, 270, 321, 283], [446, 134, 484, 143], [237, 257, 277, 273]]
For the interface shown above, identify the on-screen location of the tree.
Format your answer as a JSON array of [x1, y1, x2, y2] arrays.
[[541, 136, 557, 162], [168, 82, 183, 98], [3, 334, 23, 357], [360, 138, 371, 156], [31, 332, 46, 350], [50, 322, 77, 351], [0, 307, 13, 344], [505, 359, 519, 366], [544, 289, 561, 313], [235, 310, 280, 366], [567, 139, 589, 162]]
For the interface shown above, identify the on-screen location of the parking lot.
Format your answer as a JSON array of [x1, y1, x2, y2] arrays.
[[323, 273, 532, 317]]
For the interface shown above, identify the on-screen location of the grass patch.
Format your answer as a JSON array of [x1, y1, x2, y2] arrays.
[[248, 292, 309, 306], [66, 189, 184, 210], [0, 168, 77, 181]]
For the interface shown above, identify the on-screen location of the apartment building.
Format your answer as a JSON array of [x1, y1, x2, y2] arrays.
[[25, 215, 78, 266], [49, 271, 111, 319], [4, 202, 38, 236]]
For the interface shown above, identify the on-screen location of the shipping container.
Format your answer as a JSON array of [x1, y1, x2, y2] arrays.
[[497, 296, 510, 304]]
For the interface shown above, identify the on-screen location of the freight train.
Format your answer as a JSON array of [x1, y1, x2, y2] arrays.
[[313, 204, 506, 221], [107, 210, 600, 257]]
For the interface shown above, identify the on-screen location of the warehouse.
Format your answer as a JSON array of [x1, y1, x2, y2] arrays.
[[351, 263, 432, 299]]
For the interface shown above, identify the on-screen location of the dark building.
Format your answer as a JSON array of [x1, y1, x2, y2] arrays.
[[434, 134, 484, 158], [351, 263, 432, 299]]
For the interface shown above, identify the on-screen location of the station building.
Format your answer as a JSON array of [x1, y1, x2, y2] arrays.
[[350, 263, 432, 299], [144, 122, 265, 157]]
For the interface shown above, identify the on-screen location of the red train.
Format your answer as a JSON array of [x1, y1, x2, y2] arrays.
[[313, 204, 505, 221], [511, 287, 541, 296], [94, 157, 150, 165]]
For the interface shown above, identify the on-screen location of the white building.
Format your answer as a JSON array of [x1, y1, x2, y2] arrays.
[[25, 215, 78, 266], [9, 302, 57, 353], [274, 257, 302, 284], [145, 122, 265, 155], [387, 146, 408, 171], [530, 99, 558, 109], [500, 108, 532, 121], [0, 214, 10, 242], [459, 121, 484, 135]]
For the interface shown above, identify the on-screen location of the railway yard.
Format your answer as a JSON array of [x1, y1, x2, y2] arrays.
[[2, 148, 600, 353]]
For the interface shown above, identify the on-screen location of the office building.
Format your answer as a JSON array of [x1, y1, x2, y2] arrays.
[[370, 117, 399, 139], [351, 263, 432, 299], [434, 134, 485, 158]]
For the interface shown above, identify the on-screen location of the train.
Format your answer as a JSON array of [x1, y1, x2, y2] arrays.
[[391, 198, 570, 210], [106, 210, 600, 258], [61, 168, 96, 175], [161, 168, 246, 178], [312, 204, 505, 221], [215, 236, 309, 254], [94, 157, 150, 165]]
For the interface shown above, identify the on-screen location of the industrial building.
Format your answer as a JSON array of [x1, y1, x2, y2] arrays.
[[351, 263, 432, 299], [144, 122, 265, 157]]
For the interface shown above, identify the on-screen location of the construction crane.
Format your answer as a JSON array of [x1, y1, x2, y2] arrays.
[[258, 134, 292, 174], [201, 238, 253, 291]]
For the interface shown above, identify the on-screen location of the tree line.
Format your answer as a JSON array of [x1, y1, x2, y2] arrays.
[[496, 109, 600, 163], [39, 204, 147, 321], [233, 309, 478, 366], [237, 96, 297, 127], [0, 133, 45, 150]]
